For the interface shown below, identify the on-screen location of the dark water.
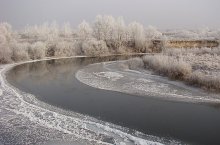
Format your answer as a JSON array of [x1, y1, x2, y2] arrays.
[[6, 56, 220, 145]]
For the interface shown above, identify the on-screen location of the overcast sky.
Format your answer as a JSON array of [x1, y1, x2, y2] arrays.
[[0, 0, 219, 30]]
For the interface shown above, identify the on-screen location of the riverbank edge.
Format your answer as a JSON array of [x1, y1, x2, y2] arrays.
[[0, 54, 165, 145]]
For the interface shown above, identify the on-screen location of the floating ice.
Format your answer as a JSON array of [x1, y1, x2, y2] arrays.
[[76, 61, 220, 104], [94, 72, 124, 81]]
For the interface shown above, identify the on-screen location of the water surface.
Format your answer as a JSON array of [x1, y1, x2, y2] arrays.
[[6, 56, 220, 145]]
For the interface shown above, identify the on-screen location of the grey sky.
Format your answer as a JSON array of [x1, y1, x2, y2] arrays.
[[0, 0, 219, 30]]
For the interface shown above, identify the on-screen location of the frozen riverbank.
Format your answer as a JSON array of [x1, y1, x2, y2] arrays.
[[76, 60, 220, 103], [0, 57, 169, 145]]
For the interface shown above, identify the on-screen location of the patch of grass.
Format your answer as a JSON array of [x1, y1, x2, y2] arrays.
[[126, 54, 220, 92], [187, 72, 220, 92], [143, 55, 192, 80]]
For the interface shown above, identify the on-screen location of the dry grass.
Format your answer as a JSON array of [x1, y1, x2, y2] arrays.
[[187, 71, 220, 92], [163, 47, 220, 56], [163, 48, 220, 92], [143, 55, 192, 80], [126, 52, 220, 92]]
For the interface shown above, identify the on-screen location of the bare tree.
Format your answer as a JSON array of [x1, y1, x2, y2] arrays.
[[128, 22, 145, 52], [78, 20, 92, 40], [61, 22, 72, 38]]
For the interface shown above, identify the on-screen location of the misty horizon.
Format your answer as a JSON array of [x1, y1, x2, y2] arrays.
[[0, 0, 220, 30]]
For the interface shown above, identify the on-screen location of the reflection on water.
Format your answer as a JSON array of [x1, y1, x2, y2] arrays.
[[8, 56, 136, 85], [6, 56, 220, 145]]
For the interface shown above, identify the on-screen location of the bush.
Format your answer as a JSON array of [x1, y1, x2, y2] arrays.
[[82, 39, 109, 56], [0, 23, 13, 63], [125, 54, 220, 92], [187, 72, 220, 91], [143, 55, 192, 80], [28, 42, 46, 60], [11, 42, 29, 61], [0, 45, 12, 63], [54, 41, 76, 57]]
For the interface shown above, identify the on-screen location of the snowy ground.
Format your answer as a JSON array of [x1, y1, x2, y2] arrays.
[[0, 57, 172, 145], [76, 61, 220, 103], [164, 48, 220, 77]]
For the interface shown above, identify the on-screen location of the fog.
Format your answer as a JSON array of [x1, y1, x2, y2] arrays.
[[0, 0, 219, 29]]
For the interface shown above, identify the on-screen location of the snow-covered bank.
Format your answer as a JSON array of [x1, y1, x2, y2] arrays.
[[0, 57, 169, 145], [76, 61, 220, 104]]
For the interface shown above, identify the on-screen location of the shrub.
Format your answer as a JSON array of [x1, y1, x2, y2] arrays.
[[124, 54, 220, 92], [0, 45, 12, 63], [0, 22, 13, 63], [54, 41, 76, 57], [45, 41, 56, 57], [28, 42, 46, 60], [187, 72, 220, 91], [82, 39, 109, 56], [143, 55, 192, 80], [11, 42, 29, 61]]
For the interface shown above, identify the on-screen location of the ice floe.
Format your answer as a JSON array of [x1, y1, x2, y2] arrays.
[[76, 61, 220, 104], [94, 72, 124, 81]]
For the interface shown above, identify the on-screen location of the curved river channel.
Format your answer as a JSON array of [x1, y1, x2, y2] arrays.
[[3, 56, 220, 145]]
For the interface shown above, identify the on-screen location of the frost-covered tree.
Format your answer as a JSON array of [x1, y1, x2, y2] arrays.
[[111, 17, 127, 48], [0, 43, 12, 63], [128, 22, 145, 51], [82, 39, 109, 56], [23, 23, 48, 39], [28, 42, 46, 60], [77, 20, 92, 40], [93, 15, 115, 41], [93, 15, 130, 52], [23, 22, 59, 41], [145, 26, 162, 40], [54, 41, 77, 57], [0, 22, 13, 63], [11, 42, 29, 61], [61, 22, 72, 37], [48, 21, 59, 41], [0, 22, 13, 43]]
